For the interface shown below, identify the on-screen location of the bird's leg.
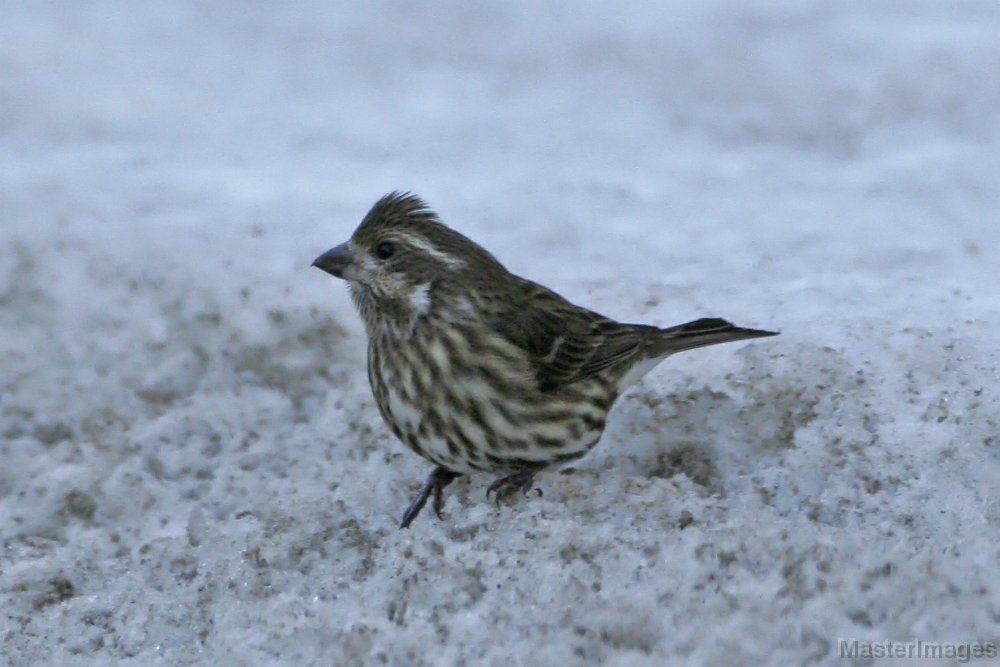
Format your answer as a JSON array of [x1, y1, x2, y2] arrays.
[[486, 471, 541, 507], [400, 467, 461, 529]]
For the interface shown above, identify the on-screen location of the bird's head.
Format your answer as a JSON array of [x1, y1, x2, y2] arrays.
[[313, 192, 506, 332]]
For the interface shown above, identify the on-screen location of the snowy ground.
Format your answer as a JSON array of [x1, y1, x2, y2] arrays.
[[3, 1, 1000, 665]]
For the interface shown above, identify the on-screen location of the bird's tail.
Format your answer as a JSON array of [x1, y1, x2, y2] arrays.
[[647, 317, 778, 356]]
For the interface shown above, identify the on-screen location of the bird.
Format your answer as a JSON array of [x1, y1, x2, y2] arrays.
[[313, 192, 777, 528]]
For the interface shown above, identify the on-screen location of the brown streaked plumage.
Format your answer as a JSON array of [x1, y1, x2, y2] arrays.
[[313, 192, 777, 528]]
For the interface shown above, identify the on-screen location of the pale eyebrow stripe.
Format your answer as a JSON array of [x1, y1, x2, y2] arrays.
[[395, 232, 467, 269]]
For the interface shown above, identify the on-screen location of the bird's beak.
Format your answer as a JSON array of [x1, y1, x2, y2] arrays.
[[312, 242, 355, 280]]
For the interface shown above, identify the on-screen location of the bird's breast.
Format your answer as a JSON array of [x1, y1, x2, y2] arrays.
[[367, 324, 616, 473]]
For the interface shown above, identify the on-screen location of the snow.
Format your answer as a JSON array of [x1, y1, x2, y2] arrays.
[[2, 1, 1000, 664]]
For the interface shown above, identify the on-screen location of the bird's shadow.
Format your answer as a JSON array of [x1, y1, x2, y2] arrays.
[[591, 343, 856, 493]]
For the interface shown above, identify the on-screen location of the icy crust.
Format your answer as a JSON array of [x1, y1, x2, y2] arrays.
[[3, 1, 1000, 665], [2, 236, 997, 665]]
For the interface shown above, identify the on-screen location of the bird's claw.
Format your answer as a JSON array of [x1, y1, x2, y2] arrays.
[[432, 480, 448, 520], [486, 472, 540, 508], [400, 467, 461, 529]]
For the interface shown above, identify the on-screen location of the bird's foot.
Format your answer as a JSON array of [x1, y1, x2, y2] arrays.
[[399, 467, 461, 529], [486, 471, 541, 507]]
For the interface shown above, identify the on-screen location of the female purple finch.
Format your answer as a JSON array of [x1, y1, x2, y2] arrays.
[[314, 192, 777, 528]]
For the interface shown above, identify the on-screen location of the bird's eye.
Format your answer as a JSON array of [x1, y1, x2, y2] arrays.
[[375, 241, 395, 260]]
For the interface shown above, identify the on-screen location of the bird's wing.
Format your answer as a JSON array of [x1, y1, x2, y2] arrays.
[[493, 278, 650, 392]]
